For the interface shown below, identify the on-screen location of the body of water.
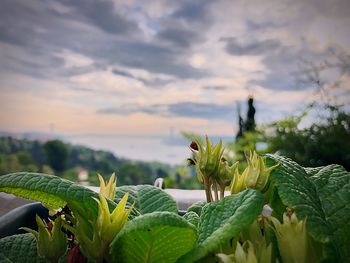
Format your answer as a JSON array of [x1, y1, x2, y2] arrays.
[[66, 134, 190, 165], [66, 134, 234, 165], [0, 131, 234, 166]]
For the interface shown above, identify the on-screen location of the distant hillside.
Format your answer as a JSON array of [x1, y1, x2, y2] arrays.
[[0, 136, 174, 186]]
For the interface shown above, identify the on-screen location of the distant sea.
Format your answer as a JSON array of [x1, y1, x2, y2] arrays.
[[66, 134, 234, 166], [66, 134, 190, 165], [0, 131, 234, 165]]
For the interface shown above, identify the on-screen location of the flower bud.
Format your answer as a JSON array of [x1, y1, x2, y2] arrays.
[[73, 192, 133, 262], [271, 211, 308, 263], [189, 136, 225, 201], [98, 173, 116, 200], [230, 151, 278, 194], [187, 158, 196, 165], [198, 136, 223, 178], [22, 215, 67, 262], [217, 241, 272, 263], [190, 141, 199, 151]]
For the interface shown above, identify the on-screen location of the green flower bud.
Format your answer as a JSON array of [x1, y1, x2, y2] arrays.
[[200, 136, 223, 179], [271, 211, 308, 263], [22, 215, 67, 263], [217, 240, 272, 263], [189, 136, 225, 201], [96, 192, 132, 243], [218, 158, 239, 187], [217, 158, 239, 199], [72, 192, 133, 262], [98, 172, 116, 200], [230, 151, 279, 194], [190, 136, 224, 180]]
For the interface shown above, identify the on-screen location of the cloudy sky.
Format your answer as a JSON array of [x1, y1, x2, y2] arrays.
[[0, 0, 349, 139]]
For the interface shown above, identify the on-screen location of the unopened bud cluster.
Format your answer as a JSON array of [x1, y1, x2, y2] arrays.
[[188, 136, 278, 202], [188, 136, 237, 201]]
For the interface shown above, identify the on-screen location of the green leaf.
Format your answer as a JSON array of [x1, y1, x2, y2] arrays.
[[183, 211, 200, 228], [180, 189, 264, 262], [109, 212, 197, 263], [266, 154, 350, 262], [114, 185, 178, 216], [0, 172, 108, 218], [187, 200, 207, 216], [0, 234, 48, 263]]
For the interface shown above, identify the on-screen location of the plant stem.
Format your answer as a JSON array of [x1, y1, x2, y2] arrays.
[[220, 184, 225, 200], [213, 181, 219, 201], [204, 177, 212, 202]]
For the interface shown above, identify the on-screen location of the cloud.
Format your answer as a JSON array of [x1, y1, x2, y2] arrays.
[[222, 38, 282, 56], [0, 0, 349, 139], [56, 0, 139, 35], [98, 102, 235, 120], [111, 68, 172, 87], [172, 0, 213, 24], [219, 37, 299, 90], [157, 27, 204, 48], [0, 0, 207, 80], [107, 41, 207, 78], [202, 85, 227, 91], [245, 19, 286, 31]]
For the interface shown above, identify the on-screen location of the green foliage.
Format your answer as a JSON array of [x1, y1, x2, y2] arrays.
[[266, 154, 350, 262], [60, 168, 79, 181], [180, 190, 264, 263], [0, 152, 39, 175], [166, 165, 203, 190], [0, 172, 104, 215], [230, 130, 265, 161], [0, 148, 349, 262], [115, 185, 178, 216], [183, 211, 200, 228], [110, 212, 197, 263], [187, 200, 207, 216], [0, 234, 48, 263], [116, 162, 153, 185], [43, 140, 69, 172], [266, 107, 350, 170]]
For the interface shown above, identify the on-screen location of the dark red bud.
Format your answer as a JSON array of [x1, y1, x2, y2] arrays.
[[67, 245, 88, 263], [221, 157, 227, 162], [187, 158, 196, 165], [46, 221, 53, 232], [190, 141, 198, 151]]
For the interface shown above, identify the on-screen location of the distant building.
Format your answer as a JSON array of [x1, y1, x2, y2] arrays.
[[78, 168, 89, 185]]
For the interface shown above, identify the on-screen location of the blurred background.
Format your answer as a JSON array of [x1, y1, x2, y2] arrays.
[[0, 0, 349, 189]]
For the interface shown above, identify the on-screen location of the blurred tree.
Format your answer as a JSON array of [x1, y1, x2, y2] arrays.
[[236, 96, 256, 139], [31, 140, 45, 165], [117, 163, 153, 185], [233, 96, 260, 162], [17, 151, 34, 166], [61, 168, 79, 182], [228, 130, 265, 164], [295, 50, 350, 107], [44, 140, 69, 172], [0, 154, 22, 174], [245, 97, 256, 132], [156, 168, 168, 178], [266, 106, 350, 170], [0, 151, 40, 174], [41, 165, 54, 175]]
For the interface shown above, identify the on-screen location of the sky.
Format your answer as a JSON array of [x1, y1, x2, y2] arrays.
[[0, 0, 349, 163]]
